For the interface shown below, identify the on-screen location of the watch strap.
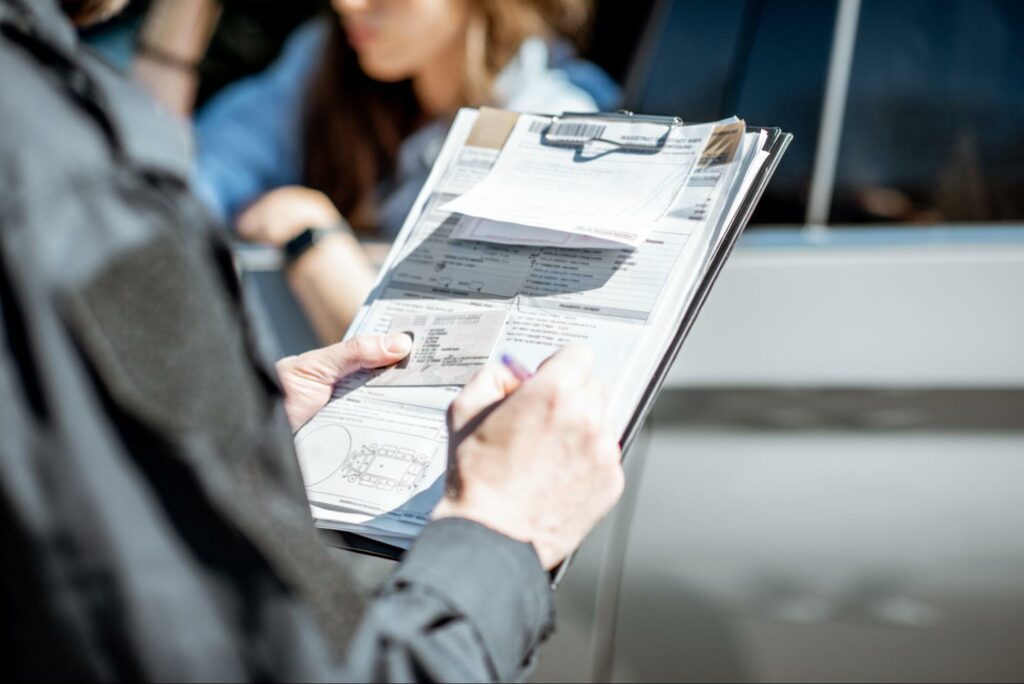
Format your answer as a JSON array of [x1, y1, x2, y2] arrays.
[[282, 222, 351, 266]]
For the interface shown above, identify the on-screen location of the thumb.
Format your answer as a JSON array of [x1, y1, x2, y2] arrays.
[[306, 333, 413, 382]]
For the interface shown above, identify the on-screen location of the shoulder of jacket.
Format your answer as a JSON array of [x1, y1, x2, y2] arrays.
[[0, 40, 113, 193]]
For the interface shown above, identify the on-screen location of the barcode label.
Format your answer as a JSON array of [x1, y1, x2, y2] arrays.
[[528, 120, 548, 134], [545, 121, 607, 141]]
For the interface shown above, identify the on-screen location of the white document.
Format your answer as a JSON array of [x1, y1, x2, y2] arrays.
[[450, 215, 626, 249], [543, 119, 674, 148], [294, 108, 782, 549], [442, 115, 715, 246]]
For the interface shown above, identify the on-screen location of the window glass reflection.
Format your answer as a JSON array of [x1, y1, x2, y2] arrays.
[[831, 0, 1024, 224], [627, 0, 837, 225]]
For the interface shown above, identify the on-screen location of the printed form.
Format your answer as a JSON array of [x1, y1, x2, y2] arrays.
[[443, 115, 710, 246], [294, 108, 769, 547]]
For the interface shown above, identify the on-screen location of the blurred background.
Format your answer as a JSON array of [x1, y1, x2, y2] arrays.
[[86, 1, 1024, 681]]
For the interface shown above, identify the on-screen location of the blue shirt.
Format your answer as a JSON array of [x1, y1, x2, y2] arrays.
[[192, 19, 620, 236]]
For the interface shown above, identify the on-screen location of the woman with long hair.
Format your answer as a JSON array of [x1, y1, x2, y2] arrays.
[[191, 0, 619, 342]]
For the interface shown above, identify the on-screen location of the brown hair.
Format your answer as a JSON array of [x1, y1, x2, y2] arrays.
[[302, 0, 590, 234], [61, 0, 124, 26]]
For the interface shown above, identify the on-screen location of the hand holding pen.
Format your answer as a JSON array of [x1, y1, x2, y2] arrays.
[[435, 344, 623, 570], [501, 353, 533, 382]]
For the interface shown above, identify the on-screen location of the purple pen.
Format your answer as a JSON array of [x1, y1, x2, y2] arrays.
[[501, 353, 533, 381]]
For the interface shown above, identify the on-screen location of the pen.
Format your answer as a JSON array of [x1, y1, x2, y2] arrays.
[[501, 353, 533, 382]]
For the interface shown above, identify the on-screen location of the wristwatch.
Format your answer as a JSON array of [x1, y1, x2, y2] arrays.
[[282, 223, 351, 266]]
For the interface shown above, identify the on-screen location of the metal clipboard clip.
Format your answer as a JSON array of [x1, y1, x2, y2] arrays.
[[542, 109, 684, 153]]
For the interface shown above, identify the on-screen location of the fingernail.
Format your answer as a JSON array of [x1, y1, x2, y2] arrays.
[[385, 333, 413, 354]]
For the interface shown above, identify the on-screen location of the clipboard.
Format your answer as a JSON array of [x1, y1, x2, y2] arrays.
[[320, 111, 793, 577], [543, 110, 684, 152]]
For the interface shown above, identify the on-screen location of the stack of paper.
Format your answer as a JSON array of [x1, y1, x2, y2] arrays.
[[294, 107, 781, 550]]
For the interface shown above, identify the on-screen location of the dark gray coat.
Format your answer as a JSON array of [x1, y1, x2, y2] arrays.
[[0, 1, 552, 680]]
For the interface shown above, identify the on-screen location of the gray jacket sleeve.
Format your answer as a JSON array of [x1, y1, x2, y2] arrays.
[[0, 3, 555, 676], [345, 518, 555, 683]]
